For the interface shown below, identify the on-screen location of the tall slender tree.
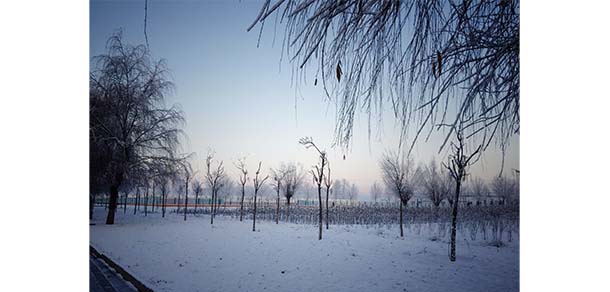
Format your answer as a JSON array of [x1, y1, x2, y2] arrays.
[[181, 160, 193, 221], [234, 157, 249, 222], [443, 128, 481, 261], [380, 150, 416, 237], [252, 162, 269, 232], [370, 182, 382, 204], [283, 163, 305, 221], [422, 158, 451, 208], [300, 137, 327, 240], [323, 162, 332, 230], [191, 179, 203, 215], [205, 151, 226, 224], [270, 164, 289, 224]]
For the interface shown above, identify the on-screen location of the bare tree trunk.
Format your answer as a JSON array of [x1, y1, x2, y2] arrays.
[[123, 192, 127, 213], [162, 192, 167, 218], [450, 181, 461, 262], [211, 190, 215, 225], [400, 201, 404, 237], [214, 191, 218, 218], [133, 187, 139, 215], [240, 185, 245, 222], [195, 192, 199, 215], [151, 182, 155, 212], [325, 187, 330, 230], [184, 182, 188, 221], [276, 185, 280, 224], [89, 193, 95, 220], [286, 197, 291, 222], [106, 185, 119, 224], [252, 191, 257, 232], [318, 186, 323, 240], [137, 188, 141, 212], [144, 185, 149, 216]]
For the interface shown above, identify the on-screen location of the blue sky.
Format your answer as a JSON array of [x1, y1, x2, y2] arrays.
[[90, 0, 519, 199]]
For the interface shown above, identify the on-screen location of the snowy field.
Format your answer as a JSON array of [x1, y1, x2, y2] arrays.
[[90, 207, 519, 292]]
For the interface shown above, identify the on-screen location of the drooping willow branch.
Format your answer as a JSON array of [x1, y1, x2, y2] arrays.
[[249, 0, 519, 154]]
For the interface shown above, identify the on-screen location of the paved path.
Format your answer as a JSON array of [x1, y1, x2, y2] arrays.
[[90, 254, 136, 292]]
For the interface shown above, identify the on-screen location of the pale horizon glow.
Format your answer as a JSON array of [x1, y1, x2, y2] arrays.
[[90, 0, 519, 200]]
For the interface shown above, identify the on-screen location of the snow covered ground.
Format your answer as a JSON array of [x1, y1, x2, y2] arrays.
[[90, 207, 518, 292]]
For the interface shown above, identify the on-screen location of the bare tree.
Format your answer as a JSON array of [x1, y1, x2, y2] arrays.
[[180, 160, 193, 221], [300, 137, 327, 240], [249, 0, 519, 154], [491, 175, 517, 205], [347, 183, 359, 203], [133, 185, 141, 215], [175, 181, 184, 212], [270, 164, 289, 224], [323, 162, 332, 229], [217, 178, 235, 211], [145, 161, 175, 216], [158, 176, 170, 218], [120, 182, 133, 214], [370, 182, 382, 203], [150, 178, 155, 214], [192, 179, 203, 215], [129, 170, 147, 215], [143, 178, 150, 216], [205, 151, 226, 225], [470, 177, 489, 205], [422, 158, 451, 208], [235, 157, 249, 222], [252, 162, 269, 232], [333, 179, 345, 201], [380, 150, 415, 237], [443, 129, 481, 262], [90, 31, 185, 224], [284, 162, 305, 220]]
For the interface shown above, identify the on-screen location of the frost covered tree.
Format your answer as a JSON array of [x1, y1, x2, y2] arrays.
[[158, 176, 171, 218], [175, 180, 184, 212], [347, 183, 359, 202], [252, 162, 269, 231], [90, 31, 185, 224], [284, 162, 305, 220], [380, 150, 415, 237], [469, 177, 489, 205], [234, 157, 249, 221], [248, 0, 519, 154], [143, 178, 150, 216], [323, 162, 332, 229], [443, 128, 481, 261], [332, 179, 344, 201], [491, 175, 518, 205], [270, 164, 289, 224], [218, 178, 235, 209], [370, 182, 382, 203], [422, 158, 450, 208], [205, 151, 226, 224], [300, 137, 328, 240], [191, 179, 203, 215], [180, 160, 193, 221]]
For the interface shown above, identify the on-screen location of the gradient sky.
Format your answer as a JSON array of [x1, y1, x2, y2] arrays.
[[90, 0, 519, 199]]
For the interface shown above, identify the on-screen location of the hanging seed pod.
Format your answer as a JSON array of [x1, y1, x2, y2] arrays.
[[336, 61, 343, 82]]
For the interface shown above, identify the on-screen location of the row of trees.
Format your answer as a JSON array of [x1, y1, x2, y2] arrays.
[[379, 129, 519, 261], [371, 165, 519, 207]]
